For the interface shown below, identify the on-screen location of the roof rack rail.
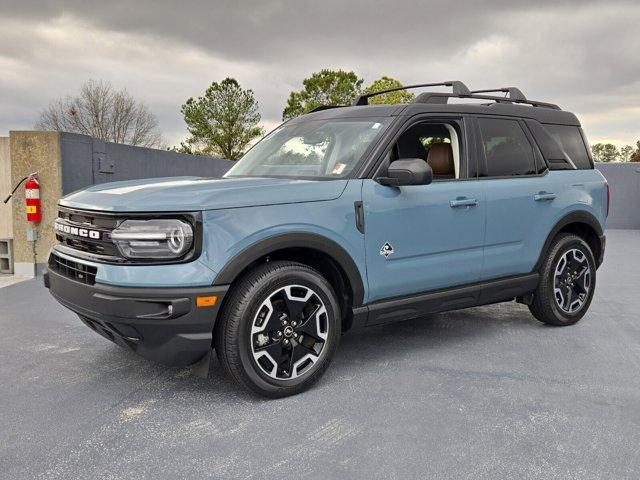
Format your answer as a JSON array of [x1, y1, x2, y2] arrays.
[[470, 87, 526, 101], [308, 105, 346, 113], [412, 90, 560, 110], [352, 80, 470, 106]]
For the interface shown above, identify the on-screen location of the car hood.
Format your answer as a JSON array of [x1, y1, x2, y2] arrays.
[[59, 176, 349, 212]]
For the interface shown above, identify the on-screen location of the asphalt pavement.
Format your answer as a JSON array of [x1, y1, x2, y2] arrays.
[[1, 230, 638, 479]]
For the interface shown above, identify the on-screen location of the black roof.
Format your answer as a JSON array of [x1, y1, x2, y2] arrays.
[[290, 81, 581, 126], [296, 103, 580, 126]]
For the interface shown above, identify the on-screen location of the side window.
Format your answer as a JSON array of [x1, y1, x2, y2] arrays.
[[390, 122, 462, 180], [478, 118, 536, 177], [543, 124, 593, 169]]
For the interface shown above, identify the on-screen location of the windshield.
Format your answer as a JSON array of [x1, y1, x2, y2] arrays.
[[225, 118, 390, 179]]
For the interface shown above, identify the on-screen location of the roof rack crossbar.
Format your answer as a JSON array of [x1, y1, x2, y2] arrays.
[[470, 87, 527, 101], [352, 80, 470, 106], [412, 92, 560, 110]]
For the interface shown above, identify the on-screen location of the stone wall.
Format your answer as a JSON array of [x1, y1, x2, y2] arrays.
[[0, 137, 11, 239], [10, 131, 63, 275]]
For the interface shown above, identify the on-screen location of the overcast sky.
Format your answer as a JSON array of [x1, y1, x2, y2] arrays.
[[0, 0, 638, 147]]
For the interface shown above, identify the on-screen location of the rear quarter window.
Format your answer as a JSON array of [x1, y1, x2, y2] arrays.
[[543, 124, 593, 169]]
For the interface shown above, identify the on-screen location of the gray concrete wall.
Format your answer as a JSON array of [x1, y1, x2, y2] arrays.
[[596, 163, 640, 229], [60, 133, 233, 195]]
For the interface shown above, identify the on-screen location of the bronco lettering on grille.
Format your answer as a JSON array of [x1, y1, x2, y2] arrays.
[[54, 221, 101, 240]]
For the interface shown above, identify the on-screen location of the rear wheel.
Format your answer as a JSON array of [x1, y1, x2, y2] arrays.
[[529, 233, 596, 326], [214, 261, 341, 398]]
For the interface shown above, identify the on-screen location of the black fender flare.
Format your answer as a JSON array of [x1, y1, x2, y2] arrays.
[[213, 232, 365, 306], [534, 210, 604, 271]]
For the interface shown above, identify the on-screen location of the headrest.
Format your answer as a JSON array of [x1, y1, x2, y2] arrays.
[[426, 143, 454, 177]]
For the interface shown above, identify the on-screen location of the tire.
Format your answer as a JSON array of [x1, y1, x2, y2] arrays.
[[214, 261, 341, 398], [529, 233, 596, 326]]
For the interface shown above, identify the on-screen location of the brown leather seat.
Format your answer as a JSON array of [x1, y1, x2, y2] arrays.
[[426, 143, 455, 179]]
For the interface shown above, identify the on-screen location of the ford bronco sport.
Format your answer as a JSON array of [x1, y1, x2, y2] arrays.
[[45, 81, 608, 397]]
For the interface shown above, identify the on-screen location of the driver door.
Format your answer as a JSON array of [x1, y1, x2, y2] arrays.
[[362, 118, 486, 305]]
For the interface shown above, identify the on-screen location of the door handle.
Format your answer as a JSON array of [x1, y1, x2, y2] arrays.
[[534, 192, 556, 202], [450, 197, 478, 208]]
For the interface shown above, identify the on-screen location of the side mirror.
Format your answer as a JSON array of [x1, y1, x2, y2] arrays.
[[377, 159, 433, 186]]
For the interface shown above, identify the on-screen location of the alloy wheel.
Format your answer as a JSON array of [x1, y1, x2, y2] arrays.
[[250, 285, 329, 380], [553, 248, 591, 314]]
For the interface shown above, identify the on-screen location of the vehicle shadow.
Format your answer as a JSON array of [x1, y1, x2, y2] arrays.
[[206, 301, 544, 399], [335, 302, 543, 364], [95, 301, 545, 402]]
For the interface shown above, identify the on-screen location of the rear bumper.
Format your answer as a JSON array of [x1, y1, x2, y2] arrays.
[[44, 268, 228, 366]]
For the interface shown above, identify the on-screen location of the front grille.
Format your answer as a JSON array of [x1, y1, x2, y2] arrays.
[[55, 207, 120, 260], [56, 235, 119, 256], [48, 253, 97, 285]]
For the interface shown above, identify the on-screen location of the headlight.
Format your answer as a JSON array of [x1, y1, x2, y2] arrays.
[[111, 219, 194, 259]]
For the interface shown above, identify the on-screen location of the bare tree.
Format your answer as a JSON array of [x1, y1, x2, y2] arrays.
[[36, 80, 163, 148]]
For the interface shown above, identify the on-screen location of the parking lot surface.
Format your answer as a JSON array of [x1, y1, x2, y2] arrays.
[[1, 230, 639, 479]]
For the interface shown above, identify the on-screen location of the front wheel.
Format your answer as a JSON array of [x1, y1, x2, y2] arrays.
[[214, 261, 341, 398], [529, 233, 596, 326]]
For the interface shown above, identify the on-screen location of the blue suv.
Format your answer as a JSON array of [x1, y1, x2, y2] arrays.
[[45, 81, 608, 397]]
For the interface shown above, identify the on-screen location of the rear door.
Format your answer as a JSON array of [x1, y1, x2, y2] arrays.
[[475, 116, 554, 281]]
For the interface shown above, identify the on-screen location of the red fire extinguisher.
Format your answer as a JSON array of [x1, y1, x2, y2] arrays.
[[3, 172, 41, 222], [25, 175, 42, 223]]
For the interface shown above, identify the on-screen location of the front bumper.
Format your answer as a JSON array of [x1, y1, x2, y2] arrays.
[[44, 268, 228, 366]]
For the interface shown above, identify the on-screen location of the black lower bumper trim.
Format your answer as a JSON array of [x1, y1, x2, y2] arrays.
[[44, 268, 229, 366], [365, 273, 539, 326]]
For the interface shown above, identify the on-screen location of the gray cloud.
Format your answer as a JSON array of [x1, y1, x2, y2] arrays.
[[0, 0, 638, 145]]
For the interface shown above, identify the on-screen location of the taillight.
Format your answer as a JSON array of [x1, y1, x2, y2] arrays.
[[605, 181, 610, 217]]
